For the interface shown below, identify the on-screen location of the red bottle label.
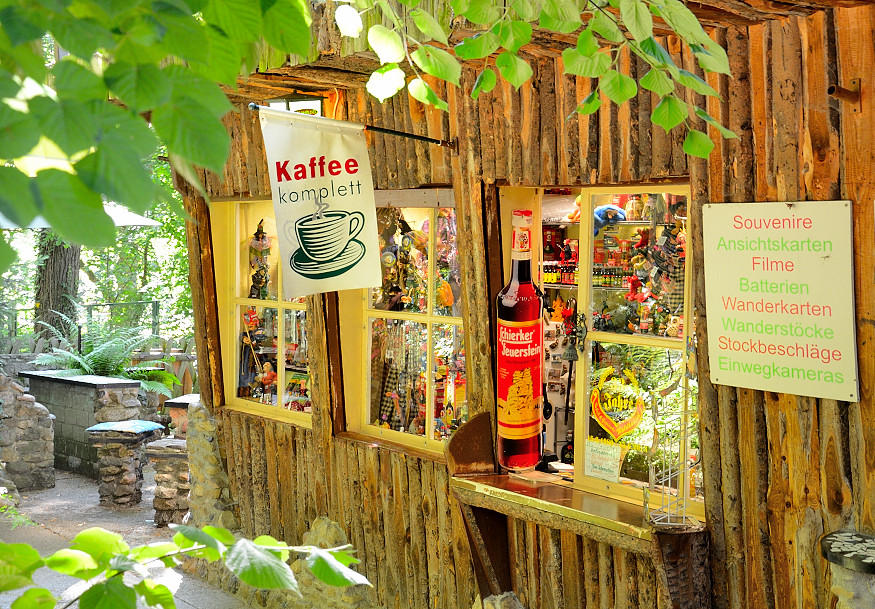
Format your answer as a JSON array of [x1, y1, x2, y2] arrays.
[[497, 319, 543, 440]]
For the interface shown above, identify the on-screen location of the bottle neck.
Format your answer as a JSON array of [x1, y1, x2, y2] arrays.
[[509, 256, 533, 283]]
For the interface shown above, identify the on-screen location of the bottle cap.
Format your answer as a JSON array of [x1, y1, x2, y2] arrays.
[[512, 209, 534, 226]]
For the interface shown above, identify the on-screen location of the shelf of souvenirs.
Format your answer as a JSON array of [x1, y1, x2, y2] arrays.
[[285, 364, 309, 373], [543, 219, 674, 229]]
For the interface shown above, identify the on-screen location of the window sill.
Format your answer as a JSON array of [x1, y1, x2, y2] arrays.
[[336, 430, 448, 464], [450, 473, 652, 554], [222, 401, 313, 429]]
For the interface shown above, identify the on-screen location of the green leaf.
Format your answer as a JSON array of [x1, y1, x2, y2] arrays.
[[109, 555, 149, 577], [471, 68, 497, 100], [639, 37, 676, 69], [683, 129, 714, 158], [397, 0, 421, 7], [619, 0, 652, 42], [660, 0, 710, 45], [591, 10, 624, 43], [335, 0, 363, 34], [34, 170, 116, 248], [224, 539, 300, 591], [163, 65, 233, 119], [261, 0, 312, 58], [152, 97, 230, 174], [201, 526, 237, 546], [202, 0, 262, 41], [129, 543, 180, 562], [495, 51, 533, 90], [195, 25, 242, 86], [691, 39, 730, 75], [80, 578, 138, 609], [600, 69, 637, 104], [407, 78, 448, 111], [151, 10, 210, 65], [171, 524, 226, 562], [11, 587, 55, 609], [70, 529, 129, 565], [0, 543, 43, 584], [27, 97, 96, 157], [104, 63, 172, 112], [0, 166, 38, 226], [0, 6, 44, 47], [44, 549, 100, 578], [639, 68, 674, 96], [493, 20, 532, 54], [576, 28, 599, 57], [542, 0, 581, 27], [574, 90, 601, 115], [365, 64, 406, 102], [538, 10, 580, 35], [305, 547, 371, 588], [675, 68, 718, 97], [410, 8, 448, 45], [48, 17, 115, 58], [651, 95, 687, 132], [0, 236, 15, 275], [562, 48, 610, 78], [693, 107, 738, 139], [253, 535, 290, 562], [411, 46, 461, 86], [52, 60, 107, 102], [134, 580, 176, 609], [450, 0, 470, 14], [454, 32, 500, 60], [367, 25, 405, 64], [511, 0, 538, 21], [463, 0, 502, 24], [0, 102, 40, 159]]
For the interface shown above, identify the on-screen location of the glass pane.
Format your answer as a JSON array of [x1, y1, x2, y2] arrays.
[[432, 323, 467, 440], [237, 305, 279, 405], [589, 193, 687, 338], [367, 318, 427, 436], [282, 309, 311, 412], [587, 342, 689, 493], [432, 208, 462, 317], [238, 202, 279, 300], [371, 208, 430, 314]]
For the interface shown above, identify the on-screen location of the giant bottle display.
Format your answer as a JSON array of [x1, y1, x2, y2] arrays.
[[496, 209, 544, 470]]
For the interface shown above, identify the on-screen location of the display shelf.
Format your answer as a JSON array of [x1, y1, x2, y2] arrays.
[[591, 286, 627, 291], [285, 365, 308, 373], [543, 283, 579, 291]]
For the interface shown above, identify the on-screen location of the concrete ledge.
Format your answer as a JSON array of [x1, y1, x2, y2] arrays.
[[20, 371, 139, 389]]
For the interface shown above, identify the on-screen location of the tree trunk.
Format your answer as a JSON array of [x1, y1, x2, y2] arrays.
[[34, 230, 81, 339]]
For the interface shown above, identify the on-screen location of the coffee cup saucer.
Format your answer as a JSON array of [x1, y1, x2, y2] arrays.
[[291, 240, 365, 279]]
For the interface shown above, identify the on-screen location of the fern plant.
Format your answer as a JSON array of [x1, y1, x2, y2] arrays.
[[31, 311, 180, 397]]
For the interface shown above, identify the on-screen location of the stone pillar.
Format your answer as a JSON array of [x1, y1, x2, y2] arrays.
[[146, 438, 190, 526], [0, 375, 55, 491], [187, 400, 238, 530], [87, 423, 162, 507]]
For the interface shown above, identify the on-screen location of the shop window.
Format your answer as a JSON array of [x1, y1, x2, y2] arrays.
[[338, 192, 467, 449], [212, 199, 312, 423], [504, 185, 701, 521]]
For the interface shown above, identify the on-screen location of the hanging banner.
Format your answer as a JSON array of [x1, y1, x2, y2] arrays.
[[703, 200, 859, 401], [258, 107, 381, 298]]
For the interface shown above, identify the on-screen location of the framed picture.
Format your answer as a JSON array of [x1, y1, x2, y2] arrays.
[[547, 381, 566, 395], [551, 354, 562, 363], [547, 367, 561, 380]]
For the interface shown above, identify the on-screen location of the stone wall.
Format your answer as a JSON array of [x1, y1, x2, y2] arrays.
[[146, 438, 190, 525], [187, 400, 238, 530], [0, 376, 54, 491], [182, 517, 377, 609], [20, 372, 140, 479], [0, 355, 56, 378]]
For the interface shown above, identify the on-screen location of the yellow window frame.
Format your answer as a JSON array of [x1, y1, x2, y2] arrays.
[[211, 198, 313, 428]]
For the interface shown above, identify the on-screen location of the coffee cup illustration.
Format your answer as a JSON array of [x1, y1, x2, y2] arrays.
[[294, 210, 364, 262]]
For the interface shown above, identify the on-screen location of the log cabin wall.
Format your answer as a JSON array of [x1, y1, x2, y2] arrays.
[[180, 4, 875, 609]]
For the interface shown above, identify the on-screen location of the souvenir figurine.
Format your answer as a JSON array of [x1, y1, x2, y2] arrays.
[[256, 361, 278, 403], [238, 309, 266, 397], [248, 220, 271, 299]]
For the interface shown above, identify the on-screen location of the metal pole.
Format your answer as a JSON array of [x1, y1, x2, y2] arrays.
[[152, 300, 159, 337], [247, 102, 458, 153]]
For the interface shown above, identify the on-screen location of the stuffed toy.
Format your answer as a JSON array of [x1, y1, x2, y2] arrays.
[[593, 205, 626, 235], [633, 227, 649, 249], [625, 273, 643, 302]]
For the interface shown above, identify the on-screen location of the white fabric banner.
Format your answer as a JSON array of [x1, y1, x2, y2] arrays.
[[258, 107, 381, 298]]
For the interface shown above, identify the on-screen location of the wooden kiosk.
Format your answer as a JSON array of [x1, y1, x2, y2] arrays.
[[178, 3, 875, 608]]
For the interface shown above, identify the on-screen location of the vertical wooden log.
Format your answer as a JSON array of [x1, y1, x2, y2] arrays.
[[615, 48, 632, 183], [295, 428, 307, 540], [667, 36, 687, 177], [598, 542, 615, 609], [493, 75, 509, 183], [407, 88, 431, 187], [478, 73, 497, 185], [520, 58, 541, 186], [737, 388, 776, 609], [236, 414, 255, 536], [575, 76, 597, 183], [380, 451, 400, 609], [556, 57, 580, 185], [358, 444, 380, 596], [635, 55, 653, 181], [560, 531, 584, 609], [251, 419, 271, 536], [717, 384, 745, 609], [627, 52, 640, 183], [613, 547, 637, 609], [279, 426, 296, 543], [509, 519, 529, 608], [725, 25, 755, 204], [598, 82, 614, 184], [525, 522, 540, 607], [364, 446, 389, 606], [582, 537, 600, 608], [637, 554, 658, 609], [539, 527, 563, 609], [772, 17, 805, 201], [404, 456, 428, 607], [390, 452, 410, 607], [539, 57, 558, 186], [420, 460, 440, 609], [264, 421, 281, 540], [307, 291, 334, 517], [434, 461, 462, 609], [835, 3, 875, 535]]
